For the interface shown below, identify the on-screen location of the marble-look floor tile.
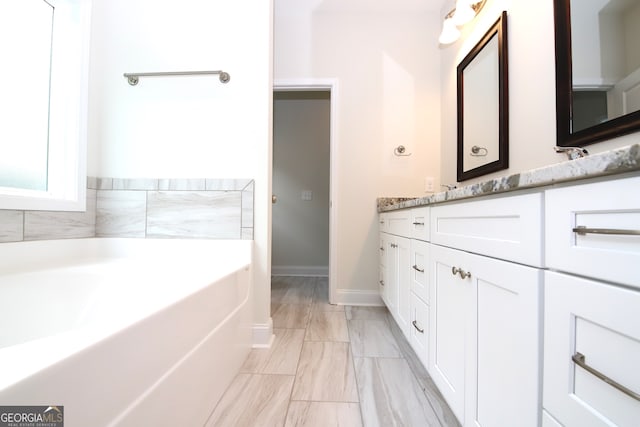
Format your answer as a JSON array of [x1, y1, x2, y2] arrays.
[[206, 373, 294, 427], [272, 303, 311, 329], [241, 328, 305, 375], [271, 276, 315, 305], [348, 319, 402, 358], [355, 357, 441, 427], [291, 341, 358, 402], [312, 278, 344, 312], [386, 308, 461, 427], [305, 311, 349, 342], [284, 402, 363, 427], [345, 305, 389, 320]]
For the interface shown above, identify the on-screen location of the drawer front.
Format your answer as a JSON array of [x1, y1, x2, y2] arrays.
[[409, 291, 429, 368], [387, 209, 411, 237], [545, 176, 640, 289], [410, 239, 429, 303], [430, 192, 543, 266], [544, 271, 640, 427], [379, 213, 388, 233], [411, 207, 430, 241]]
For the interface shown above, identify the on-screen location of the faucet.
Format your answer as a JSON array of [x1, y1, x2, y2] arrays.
[[554, 146, 589, 160], [441, 184, 457, 190]]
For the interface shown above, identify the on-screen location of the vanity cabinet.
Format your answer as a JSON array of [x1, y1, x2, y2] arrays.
[[543, 176, 640, 427], [429, 194, 543, 427], [379, 173, 640, 427], [379, 211, 411, 338]]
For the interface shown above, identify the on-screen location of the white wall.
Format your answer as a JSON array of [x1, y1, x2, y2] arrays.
[[440, 0, 640, 187], [272, 94, 330, 275], [274, 0, 442, 300], [87, 0, 273, 341]]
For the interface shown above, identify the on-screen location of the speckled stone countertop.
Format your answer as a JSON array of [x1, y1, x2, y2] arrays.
[[378, 143, 640, 212]]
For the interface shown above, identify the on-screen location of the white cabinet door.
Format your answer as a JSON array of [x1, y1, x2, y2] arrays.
[[410, 239, 429, 303], [430, 244, 542, 427], [393, 235, 411, 338], [466, 251, 542, 427], [381, 233, 410, 337], [544, 271, 640, 427], [430, 244, 471, 424], [384, 235, 398, 316]]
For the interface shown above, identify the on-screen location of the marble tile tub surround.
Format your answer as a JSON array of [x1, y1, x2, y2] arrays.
[[379, 143, 640, 211], [0, 178, 254, 243]]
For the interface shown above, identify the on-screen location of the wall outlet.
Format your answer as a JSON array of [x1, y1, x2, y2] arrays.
[[424, 177, 435, 193]]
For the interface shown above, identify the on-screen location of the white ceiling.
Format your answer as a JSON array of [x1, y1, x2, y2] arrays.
[[275, 0, 448, 13]]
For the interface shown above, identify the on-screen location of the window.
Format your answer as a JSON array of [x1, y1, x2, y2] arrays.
[[0, 0, 91, 211]]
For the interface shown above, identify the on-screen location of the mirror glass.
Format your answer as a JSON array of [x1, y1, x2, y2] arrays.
[[555, 0, 640, 146], [457, 11, 508, 182]]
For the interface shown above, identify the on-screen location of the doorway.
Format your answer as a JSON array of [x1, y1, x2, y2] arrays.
[[272, 80, 337, 303]]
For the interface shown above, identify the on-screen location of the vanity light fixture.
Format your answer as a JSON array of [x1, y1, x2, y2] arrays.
[[438, 0, 487, 45]]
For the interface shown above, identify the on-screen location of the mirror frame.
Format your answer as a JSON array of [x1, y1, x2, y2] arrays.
[[457, 11, 509, 182], [554, 0, 640, 147]]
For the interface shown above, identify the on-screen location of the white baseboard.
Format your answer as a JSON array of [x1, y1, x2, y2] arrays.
[[333, 289, 384, 306], [252, 319, 274, 348], [271, 265, 329, 277]]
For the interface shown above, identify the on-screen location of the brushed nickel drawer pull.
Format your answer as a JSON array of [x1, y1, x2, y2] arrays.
[[572, 352, 640, 402], [412, 265, 424, 273], [451, 266, 472, 279], [412, 320, 424, 333], [412, 221, 425, 226], [380, 247, 384, 251], [379, 280, 385, 287], [573, 226, 640, 236]]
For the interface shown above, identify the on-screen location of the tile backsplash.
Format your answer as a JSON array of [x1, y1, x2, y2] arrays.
[[0, 178, 254, 243]]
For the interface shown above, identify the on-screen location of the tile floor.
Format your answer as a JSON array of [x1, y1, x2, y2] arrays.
[[205, 276, 460, 427]]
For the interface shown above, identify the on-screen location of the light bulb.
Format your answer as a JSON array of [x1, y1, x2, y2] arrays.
[[452, 0, 476, 26], [438, 17, 461, 44]]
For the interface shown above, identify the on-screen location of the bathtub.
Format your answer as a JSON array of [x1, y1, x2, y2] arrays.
[[0, 238, 252, 426]]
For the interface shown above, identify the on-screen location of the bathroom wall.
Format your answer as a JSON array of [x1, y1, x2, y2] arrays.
[[272, 92, 330, 276], [0, 178, 254, 243], [274, 1, 442, 302], [439, 0, 640, 187], [87, 0, 273, 342]]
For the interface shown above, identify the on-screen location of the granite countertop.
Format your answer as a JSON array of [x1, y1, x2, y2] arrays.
[[378, 143, 640, 212]]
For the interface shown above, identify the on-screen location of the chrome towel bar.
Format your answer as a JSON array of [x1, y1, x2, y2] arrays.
[[123, 70, 230, 86]]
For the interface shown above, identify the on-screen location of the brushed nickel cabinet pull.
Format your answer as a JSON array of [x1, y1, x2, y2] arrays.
[[379, 280, 385, 287], [412, 320, 424, 333], [451, 266, 472, 279], [412, 221, 425, 226], [412, 265, 424, 273], [380, 247, 384, 251], [572, 352, 640, 401], [573, 226, 640, 236]]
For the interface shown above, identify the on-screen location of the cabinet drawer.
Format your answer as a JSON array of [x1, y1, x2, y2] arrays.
[[379, 213, 388, 233], [410, 239, 429, 303], [387, 209, 411, 237], [545, 176, 640, 289], [544, 271, 640, 427], [409, 291, 429, 368], [430, 192, 543, 267], [411, 207, 430, 241]]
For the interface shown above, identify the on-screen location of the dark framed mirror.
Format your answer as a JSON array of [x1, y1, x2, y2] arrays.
[[457, 11, 509, 182], [554, 0, 640, 147]]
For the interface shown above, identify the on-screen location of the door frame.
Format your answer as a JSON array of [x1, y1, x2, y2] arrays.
[[273, 78, 338, 304]]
